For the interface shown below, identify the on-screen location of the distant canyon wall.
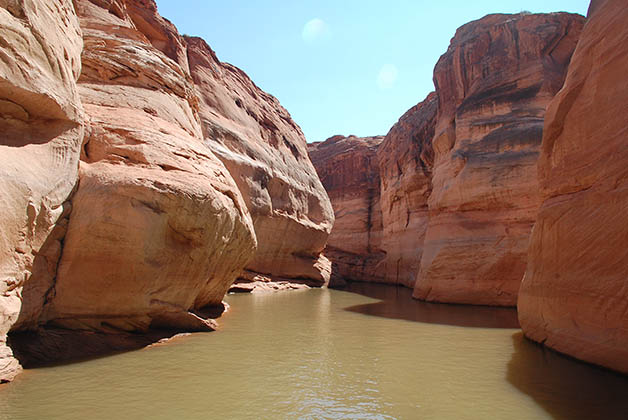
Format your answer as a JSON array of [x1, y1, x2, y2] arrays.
[[377, 94, 438, 288], [314, 2, 628, 375], [1, 0, 332, 382], [312, 12, 584, 306], [309, 135, 385, 286]]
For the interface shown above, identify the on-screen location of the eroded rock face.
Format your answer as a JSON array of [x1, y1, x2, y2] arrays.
[[186, 36, 334, 286], [0, 0, 84, 383], [309, 135, 385, 286], [36, 0, 257, 334], [229, 270, 311, 294], [377, 94, 438, 288], [1, 0, 330, 382], [518, 0, 628, 373], [413, 12, 584, 306], [312, 13, 583, 296], [2, 0, 331, 380]]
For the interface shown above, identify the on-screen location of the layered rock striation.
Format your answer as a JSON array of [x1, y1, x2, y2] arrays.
[[413, 12, 584, 305], [35, 0, 257, 334], [518, 0, 628, 373], [186, 36, 334, 287], [312, 13, 584, 303], [1, 0, 332, 381], [0, 0, 84, 383], [377, 93, 438, 288], [309, 135, 384, 286]]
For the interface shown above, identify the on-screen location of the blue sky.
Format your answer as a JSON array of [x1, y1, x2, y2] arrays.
[[156, 1, 590, 143]]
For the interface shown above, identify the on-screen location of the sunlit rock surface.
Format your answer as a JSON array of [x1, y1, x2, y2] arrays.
[[2, 1, 333, 381], [40, 0, 257, 334], [186, 36, 334, 286], [312, 13, 583, 301], [309, 135, 385, 286], [0, 0, 84, 382], [413, 12, 584, 306], [518, 0, 628, 374]]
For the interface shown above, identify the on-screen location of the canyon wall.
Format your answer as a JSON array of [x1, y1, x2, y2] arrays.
[[313, 13, 583, 300], [186, 36, 334, 287], [1, 0, 331, 381], [0, 0, 84, 383], [309, 135, 384, 286], [414, 12, 584, 306], [377, 93, 438, 288], [36, 0, 257, 334], [518, 0, 628, 373]]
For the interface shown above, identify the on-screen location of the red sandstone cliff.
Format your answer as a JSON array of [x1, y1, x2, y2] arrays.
[[2, 0, 626, 384], [186, 36, 334, 287], [414, 12, 584, 305], [28, 0, 256, 335], [0, 0, 332, 381], [518, 0, 628, 373], [0, 0, 84, 383], [309, 135, 385, 286], [313, 13, 583, 301], [377, 93, 438, 288]]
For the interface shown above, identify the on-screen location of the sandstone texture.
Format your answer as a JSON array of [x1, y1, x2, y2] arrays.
[[186, 36, 334, 286], [413, 12, 584, 305], [32, 0, 257, 334], [312, 13, 583, 300], [0, 0, 84, 383], [377, 94, 438, 288], [309, 135, 385, 286], [229, 270, 311, 294], [518, 0, 628, 373], [2, 0, 331, 382]]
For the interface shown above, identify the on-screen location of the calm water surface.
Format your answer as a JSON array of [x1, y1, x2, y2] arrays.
[[2, 284, 628, 419]]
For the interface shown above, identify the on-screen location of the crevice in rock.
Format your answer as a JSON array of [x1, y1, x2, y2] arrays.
[[37, 182, 81, 327]]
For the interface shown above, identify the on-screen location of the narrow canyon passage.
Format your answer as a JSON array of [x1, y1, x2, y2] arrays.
[[1, 2, 627, 419], [2, 285, 627, 420]]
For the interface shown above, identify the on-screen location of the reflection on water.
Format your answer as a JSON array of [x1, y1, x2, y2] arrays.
[[508, 332, 628, 420], [0, 287, 627, 419], [342, 282, 520, 328]]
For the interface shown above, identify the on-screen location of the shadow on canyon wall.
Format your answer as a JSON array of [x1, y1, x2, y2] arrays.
[[340, 281, 520, 329], [508, 332, 628, 420]]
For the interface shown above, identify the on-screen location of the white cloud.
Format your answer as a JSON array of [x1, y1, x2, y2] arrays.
[[302, 18, 332, 45], [377, 64, 399, 89]]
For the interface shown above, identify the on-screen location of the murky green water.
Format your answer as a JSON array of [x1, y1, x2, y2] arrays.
[[2, 284, 628, 419]]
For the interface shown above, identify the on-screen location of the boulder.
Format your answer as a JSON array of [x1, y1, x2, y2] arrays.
[[41, 0, 257, 333]]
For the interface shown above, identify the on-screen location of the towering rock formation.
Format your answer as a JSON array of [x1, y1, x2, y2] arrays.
[[312, 13, 583, 299], [186, 36, 334, 287], [29, 0, 257, 335], [518, 0, 628, 373], [309, 135, 384, 285], [1, 0, 332, 381], [0, 0, 84, 383], [377, 93, 438, 288], [413, 12, 584, 305]]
